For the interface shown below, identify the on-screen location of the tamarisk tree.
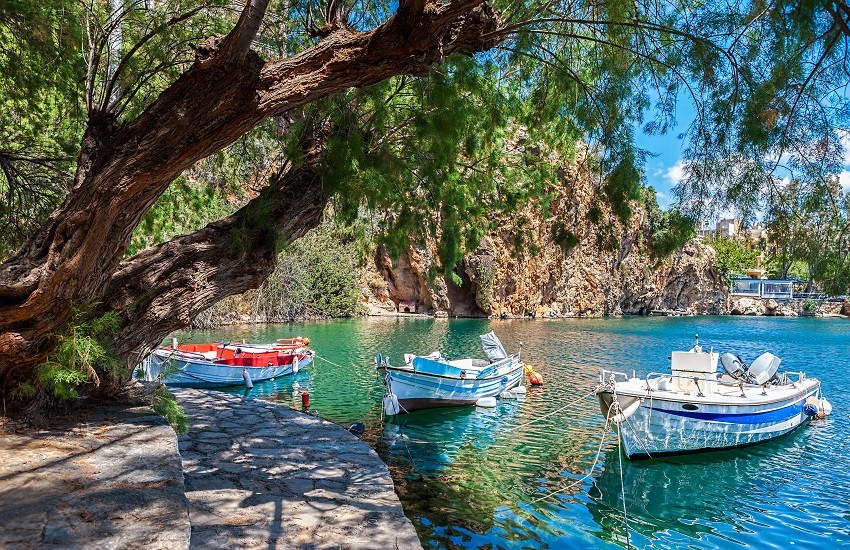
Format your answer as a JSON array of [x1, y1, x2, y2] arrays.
[[0, 0, 848, 414]]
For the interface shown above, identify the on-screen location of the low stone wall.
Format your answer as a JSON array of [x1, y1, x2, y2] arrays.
[[729, 296, 849, 317], [0, 404, 190, 549]]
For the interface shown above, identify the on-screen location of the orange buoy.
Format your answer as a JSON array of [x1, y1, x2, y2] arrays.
[[301, 391, 311, 409], [528, 371, 543, 386]]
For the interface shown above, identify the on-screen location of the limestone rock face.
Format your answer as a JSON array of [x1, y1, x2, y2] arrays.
[[364, 150, 729, 317]]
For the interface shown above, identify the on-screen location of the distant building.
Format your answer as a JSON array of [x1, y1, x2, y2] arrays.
[[717, 218, 740, 238], [747, 223, 767, 241], [697, 219, 767, 249], [696, 220, 715, 239], [730, 278, 795, 299]]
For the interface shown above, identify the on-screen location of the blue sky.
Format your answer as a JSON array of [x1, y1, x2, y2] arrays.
[[635, 103, 850, 213]]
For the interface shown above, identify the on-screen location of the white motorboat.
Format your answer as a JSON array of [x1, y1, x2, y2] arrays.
[[596, 336, 830, 459], [377, 331, 525, 414]]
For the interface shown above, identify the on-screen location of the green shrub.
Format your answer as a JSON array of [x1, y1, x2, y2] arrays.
[[251, 220, 368, 320], [151, 385, 189, 434], [36, 307, 121, 400]]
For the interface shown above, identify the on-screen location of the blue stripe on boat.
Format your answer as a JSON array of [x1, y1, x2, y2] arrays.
[[650, 399, 805, 424]]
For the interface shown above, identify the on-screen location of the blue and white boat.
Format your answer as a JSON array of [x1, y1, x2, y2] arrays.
[[596, 336, 830, 459], [377, 331, 525, 414]]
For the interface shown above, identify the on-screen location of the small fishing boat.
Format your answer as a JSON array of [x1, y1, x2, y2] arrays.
[[377, 331, 525, 415], [140, 337, 314, 388], [596, 336, 831, 459]]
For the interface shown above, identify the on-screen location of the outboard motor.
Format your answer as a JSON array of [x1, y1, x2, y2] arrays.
[[720, 353, 747, 381], [746, 352, 781, 385]]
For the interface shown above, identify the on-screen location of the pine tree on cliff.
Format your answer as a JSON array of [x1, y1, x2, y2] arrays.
[[1, 0, 848, 416]]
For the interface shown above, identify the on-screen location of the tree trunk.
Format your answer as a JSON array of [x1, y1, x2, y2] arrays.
[[0, 0, 503, 412]]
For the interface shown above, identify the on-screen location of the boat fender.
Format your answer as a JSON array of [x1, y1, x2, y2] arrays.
[[511, 386, 527, 396], [803, 396, 820, 417], [242, 369, 253, 389], [523, 364, 534, 375], [501, 376, 509, 385], [819, 398, 833, 417], [528, 372, 544, 386], [292, 360, 299, 374], [476, 397, 497, 408], [383, 394, 400, 416]]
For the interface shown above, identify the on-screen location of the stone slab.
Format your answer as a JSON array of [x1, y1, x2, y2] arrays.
[[0, 405, 190, 549], [173, 388, 423, 550]]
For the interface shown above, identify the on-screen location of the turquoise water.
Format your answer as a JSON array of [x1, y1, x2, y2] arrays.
[[177, 316, 850, 548]]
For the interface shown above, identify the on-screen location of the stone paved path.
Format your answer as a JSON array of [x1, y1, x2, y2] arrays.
[[0, 405, 190, 549], [174, 389, 423, 550]]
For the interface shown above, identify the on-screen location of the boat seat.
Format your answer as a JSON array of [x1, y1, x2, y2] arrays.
[[412, 356, 466, 378]]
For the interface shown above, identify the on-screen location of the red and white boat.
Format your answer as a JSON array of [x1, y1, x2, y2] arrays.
[[140, 337, 314, 388]]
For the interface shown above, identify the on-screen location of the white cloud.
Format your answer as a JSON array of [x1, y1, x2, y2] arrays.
[[839, 170, 850, 191], [664, 160, 685, 185]]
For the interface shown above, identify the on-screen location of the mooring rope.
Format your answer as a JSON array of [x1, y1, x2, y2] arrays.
[[617, 421, 632, 549], [312, 353, 358, 370], [528, 414, 612, 504], [500, 388, 598, 435]]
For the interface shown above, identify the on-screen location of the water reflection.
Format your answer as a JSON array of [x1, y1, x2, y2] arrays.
[[178, 316, 849, 549]]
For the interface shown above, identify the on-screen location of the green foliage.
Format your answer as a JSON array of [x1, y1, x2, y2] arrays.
[[36, 307, 122, 400], [642, 187, 696, 259], [9, 382, 36, 403], [674, 0, 850, 220], [151, 385, 189, 434], [708, 237, 760, 281], [244, 220, 369, 320], [0, 0, 83, 254], [129, 177, 232, 255], [803, 299, 817, 313], [764, 178, 850, 295]]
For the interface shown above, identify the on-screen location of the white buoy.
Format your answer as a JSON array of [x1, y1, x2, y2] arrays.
[[476, 397, 497, 408], [820, 398, 833, 416], [500, 390, 516, 399], [511, 386, 527, 396], [242, 369, 253, 389], [172, 337, 178, 348], [383, 394, 400, 416], [292, 361, 299, 374]]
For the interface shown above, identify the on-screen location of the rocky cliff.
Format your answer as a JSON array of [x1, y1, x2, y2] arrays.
[[364, 150, 729, 317]]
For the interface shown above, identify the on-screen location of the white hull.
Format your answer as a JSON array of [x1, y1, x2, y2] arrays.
[[597, 377, 820, 458], [141, 349, 314, 388], [381, 355, 524, 413]]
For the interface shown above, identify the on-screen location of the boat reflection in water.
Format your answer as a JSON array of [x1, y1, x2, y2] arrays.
[[588, 428, 822, 547]]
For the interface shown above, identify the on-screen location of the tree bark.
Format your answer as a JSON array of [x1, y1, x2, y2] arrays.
[[0, 0, 504, 409]]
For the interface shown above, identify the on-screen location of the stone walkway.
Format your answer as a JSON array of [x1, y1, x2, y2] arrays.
[[0, 404, 189, 549], [174, 389, 423, 550]]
